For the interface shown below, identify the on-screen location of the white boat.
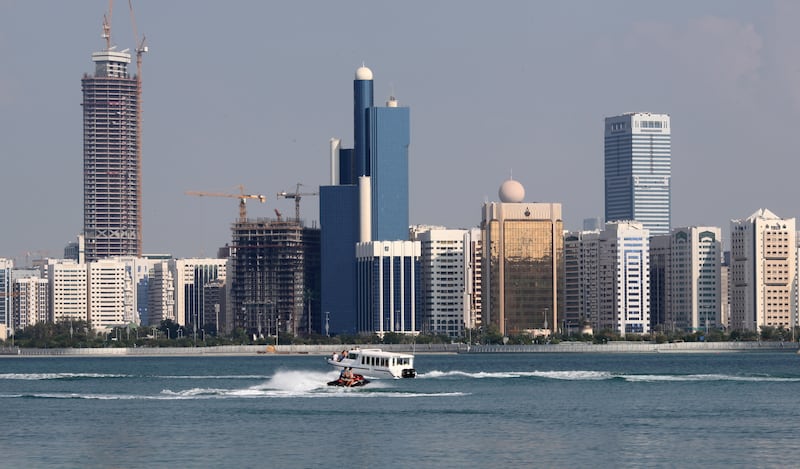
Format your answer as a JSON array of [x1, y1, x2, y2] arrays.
[[327, 348, 416, 379]]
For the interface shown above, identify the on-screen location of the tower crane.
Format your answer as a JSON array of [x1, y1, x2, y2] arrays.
[[185, 185, 267, 222], [276, 183, 319, 221]]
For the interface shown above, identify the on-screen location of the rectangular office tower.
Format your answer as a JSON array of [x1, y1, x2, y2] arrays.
[[82, 45, 142, 261], [604, 113, 671, 235]]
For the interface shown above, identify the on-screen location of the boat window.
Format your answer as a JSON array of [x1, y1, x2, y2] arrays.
[[350, 354, 358, 361]]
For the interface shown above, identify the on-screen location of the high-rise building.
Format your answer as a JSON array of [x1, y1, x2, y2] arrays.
[[414, 227, 468, 338], [463, 228, 483, 332], [172, 258, 227, 331], [604, 112, 671, 235], [229, 219, 319, 337], [0, 259, 12, 331], [14, 277, 49, 330], [320, 66, 411, 335], [481, 179, 563, 336], [650, 227, 722, 333], [48, 260, 88, 324], [564, 230, 600, 333], [598, 221, 650, 335], [730, 209, 797, 331], [82, 36, 142, 261]]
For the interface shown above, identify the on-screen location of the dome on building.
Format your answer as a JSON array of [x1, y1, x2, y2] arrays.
[[499, 179, 525, 203], [355, 66, 373, 80]]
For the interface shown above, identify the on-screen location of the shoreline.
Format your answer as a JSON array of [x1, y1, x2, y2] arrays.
[[1, 341, 796, 357]]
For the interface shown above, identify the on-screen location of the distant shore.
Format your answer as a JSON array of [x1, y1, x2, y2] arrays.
[[1, 340, 796, 357]]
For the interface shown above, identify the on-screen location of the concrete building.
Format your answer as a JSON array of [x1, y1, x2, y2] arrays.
[[651, 227, 722, 333], [87, 259, 132, 331], [228, 219, 319, 337], [0, 259, 12, 332], [604, 113, 671, 235], [355, 240, 421, 335], [564, 230, 600, 334], [730, 209, 797, 331], [481, 179, 563, 336], [14, 277, 48, 330], [172, 258, 227, 333], [48, 260, 88, 324], [147, 261, 175, 326], [464, 228, 483, 332], [597, 221, 650, 335], [82, 33, 142, 261], [414, 226, 468, 338]]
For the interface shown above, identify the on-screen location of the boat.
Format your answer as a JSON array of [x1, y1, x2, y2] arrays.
[[327, 348, 416, 379], [327, 373, 370, 387]]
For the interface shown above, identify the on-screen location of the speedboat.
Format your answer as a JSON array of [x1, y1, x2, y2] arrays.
[[327, 373, 370, 387], [327, 348, 416, 379]]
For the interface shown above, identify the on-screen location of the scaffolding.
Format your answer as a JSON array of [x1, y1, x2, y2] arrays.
[[229, 218, 319, 337]]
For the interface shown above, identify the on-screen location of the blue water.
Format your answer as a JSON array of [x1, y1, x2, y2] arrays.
[[1, 352, 799, 468]]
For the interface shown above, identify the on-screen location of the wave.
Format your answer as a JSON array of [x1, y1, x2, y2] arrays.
[[419, 370, 800, 383], [0, 373, 129, 380]]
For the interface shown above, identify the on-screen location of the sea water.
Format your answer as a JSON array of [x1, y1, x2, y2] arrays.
[[1, 352, 799, 468]]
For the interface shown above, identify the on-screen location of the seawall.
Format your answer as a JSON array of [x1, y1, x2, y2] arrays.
[[0, 341, 796, 357]]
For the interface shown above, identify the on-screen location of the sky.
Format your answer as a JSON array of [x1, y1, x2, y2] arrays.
[[2, 1, 800, 263]]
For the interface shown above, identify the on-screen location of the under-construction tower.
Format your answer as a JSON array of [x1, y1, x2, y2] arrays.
[[229, 218, 320, 338], [82, 4, 145, 261]]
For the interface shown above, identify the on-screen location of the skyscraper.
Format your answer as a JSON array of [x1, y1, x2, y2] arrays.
[[82, 39, 142, 261], [604, 112, 671, 235], [320, 66, 411, 335]]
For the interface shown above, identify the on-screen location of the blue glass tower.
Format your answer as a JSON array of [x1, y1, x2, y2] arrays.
[[604, 112, 671, 235], [319, 66, 412, 335], [368, 101, 410, 241]]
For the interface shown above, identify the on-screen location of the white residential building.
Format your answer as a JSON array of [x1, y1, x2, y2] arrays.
[[730, 209, 796, 331], [651, 227, 722, 333], [48, 260, 88, 324], [564, 230, 600, 333], [147, 261, 176, 326], [0, 259, 12, 333], [464, 228, 483, 331], [15, 277, 49, 329], [415, 227, 468, 339], [87, 259, 131, 331], [598, 221, 650, 335]]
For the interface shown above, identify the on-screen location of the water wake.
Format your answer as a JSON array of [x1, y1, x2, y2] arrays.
[[419, 369, 800, 382], [0, 373, 129, 380]]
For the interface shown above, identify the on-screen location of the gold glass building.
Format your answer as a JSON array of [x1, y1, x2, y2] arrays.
[[481, 180, 564, 336]]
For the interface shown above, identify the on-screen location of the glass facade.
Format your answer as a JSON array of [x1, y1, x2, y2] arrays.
[[368, 106, 410, 241], [605, 113, 671, 235], [484, 207, 564, 335], [319, 185, 360, 334]]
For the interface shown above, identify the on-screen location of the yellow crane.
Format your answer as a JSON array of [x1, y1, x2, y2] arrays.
[[186, 185, 267, 222], [276, 183, 318, 221]]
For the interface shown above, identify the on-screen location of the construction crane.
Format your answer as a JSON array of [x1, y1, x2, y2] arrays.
[[185, 185, 267, 222], [276, 183, 318, 221], [128, 0, 147, 253]]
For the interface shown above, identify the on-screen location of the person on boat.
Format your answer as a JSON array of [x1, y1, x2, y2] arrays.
[[331, 351, 339, 362], [340, 350, 348, 361]]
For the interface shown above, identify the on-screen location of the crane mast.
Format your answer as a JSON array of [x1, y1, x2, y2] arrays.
[[276, 183, 319, 222]]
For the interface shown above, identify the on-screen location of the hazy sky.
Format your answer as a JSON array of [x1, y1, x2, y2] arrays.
[[2, 1, 799, 262]]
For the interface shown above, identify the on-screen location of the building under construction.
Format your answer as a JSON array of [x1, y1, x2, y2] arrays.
[[229, 218, 320, 338], [82, 5, 146, 261]]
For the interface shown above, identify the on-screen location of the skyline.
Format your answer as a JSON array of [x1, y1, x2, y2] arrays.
[[3, 1, 800, 261]]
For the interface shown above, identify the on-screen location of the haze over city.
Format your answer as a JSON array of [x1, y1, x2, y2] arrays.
[[2, 1, 800, 261]]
